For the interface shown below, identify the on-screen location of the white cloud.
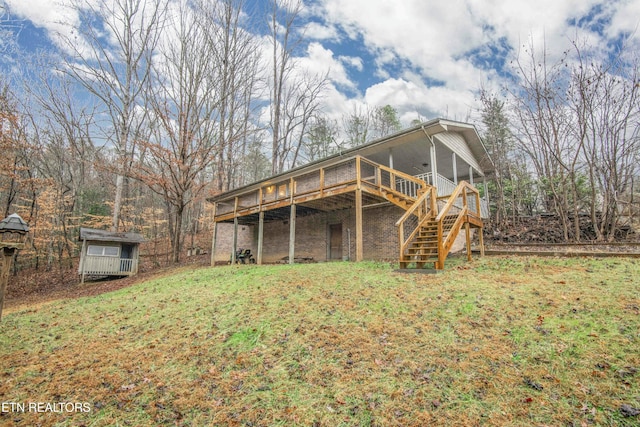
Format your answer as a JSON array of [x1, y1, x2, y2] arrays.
[[5, 0, 81, 51], [7, 0, 639, 129], [311, 0, 639, 122], [608, 0, 640, 42], [302, 21, 339, 41], [338, 55, 363, 71], [364, 77, 475, 122], [297, 42, 358, 91]]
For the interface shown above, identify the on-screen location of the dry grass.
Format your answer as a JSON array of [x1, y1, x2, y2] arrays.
[[0, 256, 639, 426]]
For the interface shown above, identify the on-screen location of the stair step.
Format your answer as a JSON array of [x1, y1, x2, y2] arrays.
[[409, 241, 438, 247], [408, 246, 437, 250]]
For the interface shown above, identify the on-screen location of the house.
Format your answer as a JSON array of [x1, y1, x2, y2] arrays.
[[207, 118, 494, 269], [78, 227, 144, 282]]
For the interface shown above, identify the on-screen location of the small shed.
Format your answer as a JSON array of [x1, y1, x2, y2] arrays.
[[78, 228, 144, 282]]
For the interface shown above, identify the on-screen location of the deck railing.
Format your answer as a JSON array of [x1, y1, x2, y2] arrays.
[[398, 173, 489, 218], [395, 186, 438, 261], [81, 256, 138, 276], [214, 156, 427, 221], [435, 181, 482, 269]]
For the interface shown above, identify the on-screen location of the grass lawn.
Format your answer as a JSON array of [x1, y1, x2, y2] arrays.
[[0, 256, 639, 426]]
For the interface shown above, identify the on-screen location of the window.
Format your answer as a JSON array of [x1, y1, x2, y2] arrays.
[[87, 245, 120, 257]]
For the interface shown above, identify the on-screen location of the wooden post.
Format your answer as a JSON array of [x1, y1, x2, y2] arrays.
[[436, 220, 444, 270], [232, 217, 238, 264], [465, 222, 472, 261], [354, 156, 364, 262], [80, 238, 87, 284], [355, 187, 363, 262], [0, 247, 16, 321], [431, 186, 437, 215], [210, 202, 217, 267], [463, 190, 471, 261], [210, 222, 218, 267], [398, 220, 405, 262], [257, 211, 264, 265], [289, 204, 296, 264]]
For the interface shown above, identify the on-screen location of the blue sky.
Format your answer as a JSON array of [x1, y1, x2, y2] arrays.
[[2, 0, 639, 127]]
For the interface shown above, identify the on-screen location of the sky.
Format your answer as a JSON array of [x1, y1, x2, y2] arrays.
[[1, 0, 639, 128]]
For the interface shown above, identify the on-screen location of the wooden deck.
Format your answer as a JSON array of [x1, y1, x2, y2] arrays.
[[213, 155, 426, 224], [211, 155, 484, 268]]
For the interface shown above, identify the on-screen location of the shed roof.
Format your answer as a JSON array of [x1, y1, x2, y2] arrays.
[[79, 227, 145, 244], [0, 213, 30, 233]]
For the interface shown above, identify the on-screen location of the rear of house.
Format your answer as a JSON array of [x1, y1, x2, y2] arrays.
[[208, 119, 494, 269]]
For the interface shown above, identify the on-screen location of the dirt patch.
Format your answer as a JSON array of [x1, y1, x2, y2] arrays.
[[3, 253, 211, 313]]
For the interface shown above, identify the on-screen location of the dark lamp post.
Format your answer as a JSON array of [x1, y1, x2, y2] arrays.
[[0, 213, 29, 320]]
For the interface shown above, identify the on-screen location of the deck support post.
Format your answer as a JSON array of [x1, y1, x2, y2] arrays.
[[210, 222, 218, 266], [355, 187, 363, 262], [465, 222, 472, 261], [289, 204, 296, 264], [463, 190, 472, 261], [257, 211, 264, 265], [210, 202, 218, 267], [232, 217, 238, 264]]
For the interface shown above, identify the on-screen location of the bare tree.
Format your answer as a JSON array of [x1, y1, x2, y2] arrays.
[[301, 114, 340, 162], [0, 84, 29, 218], [134, 0, 222, 263], [21, 67, 100, 267], [60, 0, 166, 232], [268, 0, 327, 173], [480, 91, 512, 224], [370, 104, 401, 139], [342, 104, 371, 147], [198, 0, 262, 192], [509, 39, 582, 241], [568, 38, 640, 240]]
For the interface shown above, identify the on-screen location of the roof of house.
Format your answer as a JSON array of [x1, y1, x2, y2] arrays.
[[207, 118, 493, 203], [79, 227, 145, 244]]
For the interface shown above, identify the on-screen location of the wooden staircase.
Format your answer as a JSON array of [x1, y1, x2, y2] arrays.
[[379, 187, 415, 210], [355, 160, 484, 270], [396, 181, 484, 269]]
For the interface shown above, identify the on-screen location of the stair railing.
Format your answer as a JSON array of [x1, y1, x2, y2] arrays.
[[435, 181, 481, 269], [358, 156, 428, 199], [395, 185, 437, 263]]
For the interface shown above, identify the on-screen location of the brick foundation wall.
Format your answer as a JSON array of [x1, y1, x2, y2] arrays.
[[212, 203, 404, 264], [211, 222, 255, 263], [363, 204, 404, 260]]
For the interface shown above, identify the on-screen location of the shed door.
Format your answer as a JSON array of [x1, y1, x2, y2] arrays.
[[329, 224, 342, 260], [121, 244, 134, 272]]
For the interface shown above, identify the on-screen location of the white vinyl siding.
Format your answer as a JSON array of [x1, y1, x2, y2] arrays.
[[434, 133, 483, 175]]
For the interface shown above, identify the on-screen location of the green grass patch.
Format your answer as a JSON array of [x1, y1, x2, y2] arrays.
[[0, 257, 639, 426]]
